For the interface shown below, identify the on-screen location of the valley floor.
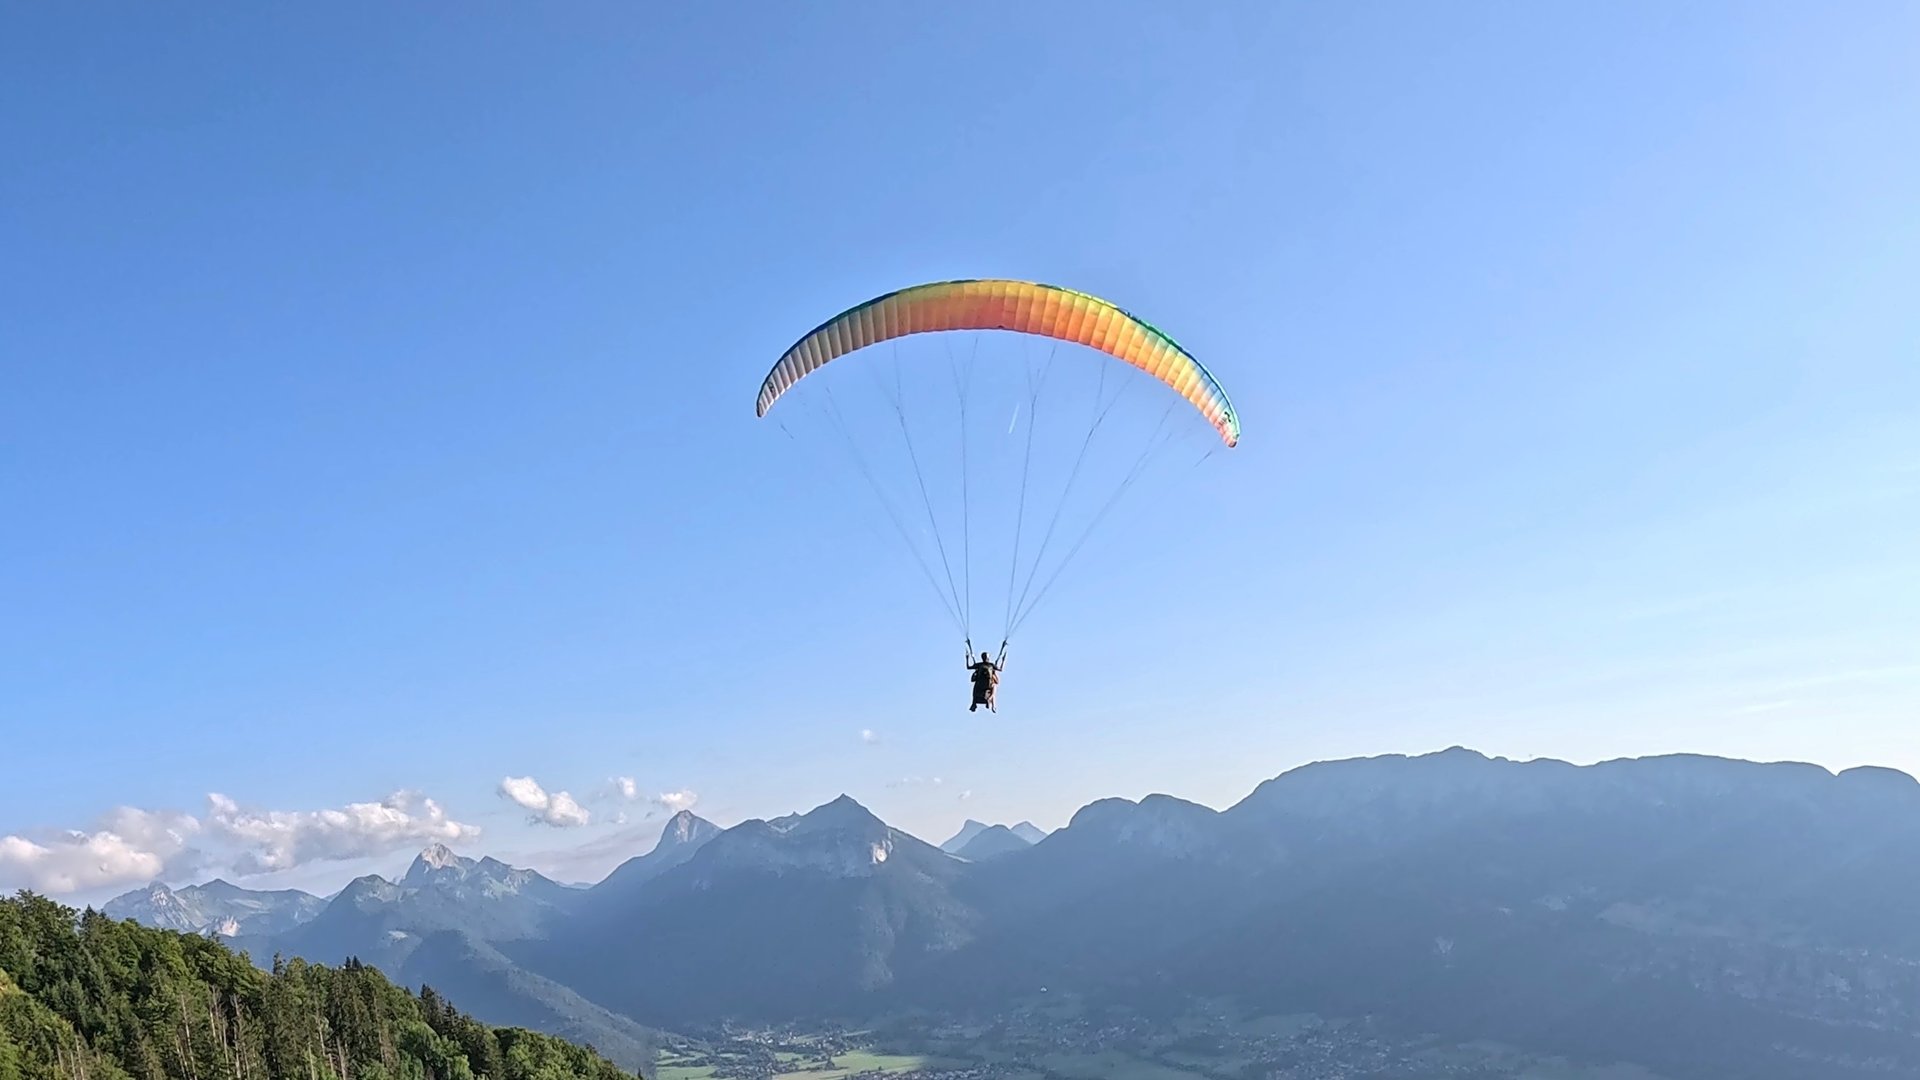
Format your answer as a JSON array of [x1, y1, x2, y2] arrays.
[[652, 999, 1665, 1080]]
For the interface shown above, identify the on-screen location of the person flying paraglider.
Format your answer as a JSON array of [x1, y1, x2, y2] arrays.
[[753, 279, 1241, 713], [967, 650, 1004, 713]]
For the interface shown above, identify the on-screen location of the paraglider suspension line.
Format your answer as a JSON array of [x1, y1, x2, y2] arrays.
[[1001, 343, 1058, 646], [818, 384, 966, 633], [1008, 400, 1182, 639], [949, 336, 978, 640], [1006, 359, 1130, 637], [882, 349, 969, 640]]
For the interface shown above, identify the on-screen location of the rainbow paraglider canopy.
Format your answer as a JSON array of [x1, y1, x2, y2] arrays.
[[755, 279, 1239, 447]]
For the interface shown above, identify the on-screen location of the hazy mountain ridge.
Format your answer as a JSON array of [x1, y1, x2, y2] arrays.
[[940, 819, 990, 853], [106, 749, 1920, 1080], [395, 929, 659, 1069], [591, 809, 722, 901], [954, 824, 1030, 861], [276, 843, 577, 965], [237, 837, 641, 1064], [531, 795, 976, 1024], [1009, 821, 1048, 845], [102, 878, 326, 937], [537, 749, 1920, 1077], [1137, 750, 1920, 1078], [942, 818, 1048, 854]]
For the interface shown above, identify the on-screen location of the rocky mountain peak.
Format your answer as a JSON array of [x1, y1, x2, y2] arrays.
[[790, 794, 884, 834], [940, 819, 990, 853], [656, 810, 720, 850], [682, 796, 920, 882], [339, 874, 401, 907], [406, 843, 476, 883]]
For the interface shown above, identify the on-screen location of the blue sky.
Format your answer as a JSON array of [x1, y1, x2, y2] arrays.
[[3, 3, 1916, 898]]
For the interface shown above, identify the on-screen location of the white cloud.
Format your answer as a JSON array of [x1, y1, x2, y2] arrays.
[[603, 777, 697, 816], [500, 777, 548, 811], [98, 807, 201, 858], [209, 790, 480, 873], [546, 792, 590, 827], [497, 777, 592, 828], [958, 790, 974, 802], [2, 791, 480, 895], [860, 729, 881, 745], [0, 805, 201, 894], [655, 789, 699, 813]]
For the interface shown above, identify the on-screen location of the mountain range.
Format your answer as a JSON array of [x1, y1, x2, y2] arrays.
[[589, 808, 723, 903], [102, 877, 326, 937], [952, 823, 1034, 861], [939, 818, 1047, 853], [217, 837, 656, 1068], [99, 749, 1920, 1080]]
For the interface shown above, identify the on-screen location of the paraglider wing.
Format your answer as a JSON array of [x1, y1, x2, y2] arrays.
[[755, 279, 1240, 447]]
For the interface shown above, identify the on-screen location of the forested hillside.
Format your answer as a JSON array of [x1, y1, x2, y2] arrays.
[[0, 892, 636, 1080]]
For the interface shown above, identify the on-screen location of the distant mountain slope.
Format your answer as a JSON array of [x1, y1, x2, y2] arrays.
[[933, 750, 1920, 1079], [253, 844, 651, 1066], [1009, 821, 1048, 845], [942, 818, 1047, 853], [928, 793, 1242, 1002], [589, 810, 721, 902], [102, 879, 324, 937], [398, 930, 657, 1071], [166, 749, 1920, 1079], [533, 796, 975, 1024], [405, 842, 580, 912], [273, 843, 578, 968], [954, 824, 1031, 861], [940, 819, 990, 853]]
